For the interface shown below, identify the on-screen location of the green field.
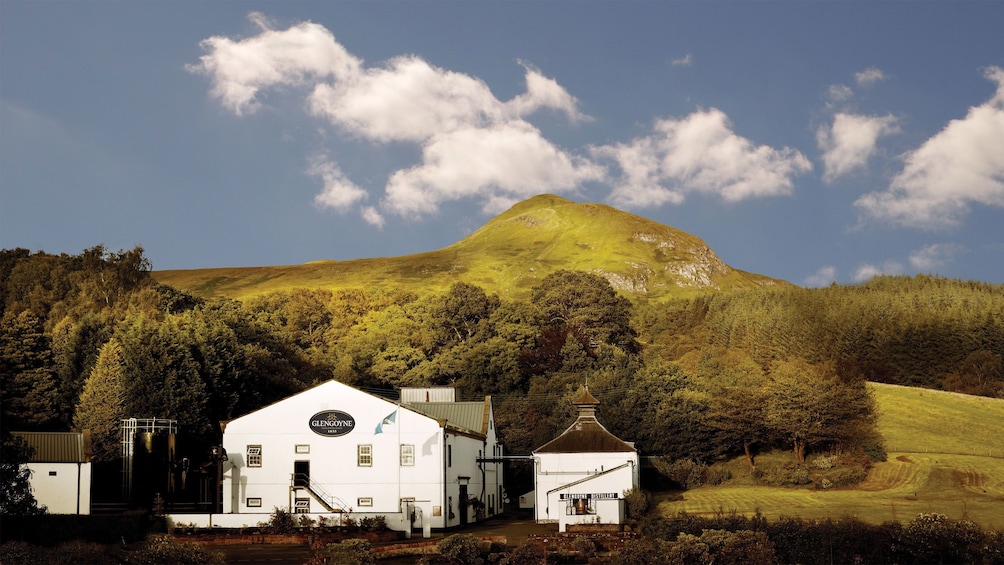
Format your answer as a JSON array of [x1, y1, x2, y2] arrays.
[[656, 383, 1004, 530]]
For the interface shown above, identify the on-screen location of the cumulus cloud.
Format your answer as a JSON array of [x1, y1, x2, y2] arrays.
[[187, 12, 361, 116], [855, 66, 1004, 229], [672, 53, 693, 67], [817, 112, 900, 182], [804, 266, 837, 287], [384, 123, 604, 216], [308, 156, 367, 212], [594, 108, 812, 208], [360, 206, 385, 228], [852, 260, 904, 282], [855, 66, 887, 87], [191, 13, 599, 221], [909, 243, 968, 271], [827, 84, 854, 104]]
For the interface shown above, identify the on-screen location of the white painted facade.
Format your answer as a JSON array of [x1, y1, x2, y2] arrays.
[[13, 432, 92, 515], [532, 389, 639, 532], [219, 380, 503, 532]]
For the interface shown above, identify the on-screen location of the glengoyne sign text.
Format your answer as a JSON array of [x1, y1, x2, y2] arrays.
[[309, 410, 356, 437]]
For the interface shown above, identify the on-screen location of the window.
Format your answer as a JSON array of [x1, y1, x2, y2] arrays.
[[447, 444, 452, 467], [295, 444, 310, 454], [48, 471, 57, 476], [247, 497, 262, 508], [247, 445, 262, 467], [357, 444, 372, 467], [357, 497, 373, 507], [400, 444, 415, 466], [294, 498, 310, 513]]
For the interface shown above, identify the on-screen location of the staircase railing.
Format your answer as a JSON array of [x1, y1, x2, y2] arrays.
[[290, 473, 352, 513]]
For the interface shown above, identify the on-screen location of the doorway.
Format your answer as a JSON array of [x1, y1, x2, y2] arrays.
[[293, 461, 309, 487]]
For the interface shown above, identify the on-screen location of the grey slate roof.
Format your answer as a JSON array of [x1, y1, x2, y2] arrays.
[[404, 398, 490, 436], [534, 388, 635, 454]]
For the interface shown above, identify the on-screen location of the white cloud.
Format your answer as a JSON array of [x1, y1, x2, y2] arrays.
[[817, 112, 900, 182], [852, 260, 904, 282], [827, 84, 854, 104], [671, 54, 693, 67], [855, 66, 1004, 229], [855, 66, 887, 87], [308, 157, 367, 211], [360, 206, 385, 228], [595, 108, 812, 208], [909, 243, 967, 271], [192, 14, 597, 221], [187, 12, 361, 116], [804, 266, 837, 287], [383, 123, 604, 216]]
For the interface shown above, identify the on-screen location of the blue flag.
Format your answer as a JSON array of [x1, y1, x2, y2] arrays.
[[375, 409, 397, 434]]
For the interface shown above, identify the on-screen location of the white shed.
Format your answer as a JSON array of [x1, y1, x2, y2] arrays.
[[532, 388, 638, 532], [12, 431, 92, 515], [218, 380, 503, 533]]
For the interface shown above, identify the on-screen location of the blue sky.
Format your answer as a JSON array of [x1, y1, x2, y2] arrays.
[[2, 2, 1003, 287]]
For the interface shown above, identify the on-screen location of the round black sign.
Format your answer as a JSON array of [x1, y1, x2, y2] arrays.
[[308, 410, 355, 437]]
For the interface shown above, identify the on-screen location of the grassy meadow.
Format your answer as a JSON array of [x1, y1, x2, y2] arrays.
[[655, 383, 1004, 530]]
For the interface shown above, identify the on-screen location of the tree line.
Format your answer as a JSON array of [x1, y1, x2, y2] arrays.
[[3, 247, 1001, 481]]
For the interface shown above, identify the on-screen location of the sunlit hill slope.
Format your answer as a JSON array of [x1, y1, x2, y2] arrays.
[[153, 194, 788, 300]]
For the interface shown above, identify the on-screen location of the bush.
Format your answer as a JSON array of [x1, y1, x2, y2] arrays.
[[654, 458, 709, 489], [505, 540, 546, 565], [260, 507, 296, 534], [893, 513, 984, 564], [322, 538, 375, 565], [622, 488, 650, 522], [438, 534, 484, 564], [127, 535, 225, 565]]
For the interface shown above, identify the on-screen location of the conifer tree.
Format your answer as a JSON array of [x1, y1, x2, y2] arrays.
[[73, 339, 126, 461]]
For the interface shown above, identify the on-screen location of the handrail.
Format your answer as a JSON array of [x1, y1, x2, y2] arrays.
[[290, 473, 352, 513]]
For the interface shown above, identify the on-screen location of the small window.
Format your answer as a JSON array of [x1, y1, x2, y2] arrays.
[[400, 444, 415, 466], [247, 445, 262, 467], [48, 471, 57, 476], [294, 498, 310, 513], [447, 444, 452, 467], [295, 444, 310, 454], [247, 497, 262, 508], [357, 444, 372, 467], [357, 497, 373, 507]]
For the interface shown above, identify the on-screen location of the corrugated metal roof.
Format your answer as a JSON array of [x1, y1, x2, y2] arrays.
[[11, 432, 90, 463], [404, 399, 489, 436]]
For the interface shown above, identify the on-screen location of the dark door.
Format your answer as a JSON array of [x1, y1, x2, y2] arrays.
[[459, 484, 468, 526], [294, 461, 309, 487]]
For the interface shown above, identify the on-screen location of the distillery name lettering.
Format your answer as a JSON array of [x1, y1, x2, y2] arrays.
[[311, 418, 354, 427]]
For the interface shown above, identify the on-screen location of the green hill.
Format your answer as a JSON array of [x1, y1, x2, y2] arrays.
[[152, 194, 787, 300]]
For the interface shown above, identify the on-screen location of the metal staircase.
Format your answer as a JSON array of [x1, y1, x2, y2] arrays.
[[290, 473, 352, 513]]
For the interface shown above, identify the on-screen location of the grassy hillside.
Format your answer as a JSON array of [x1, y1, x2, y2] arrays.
[[152, 194, 787, 301], [656, 383, 1004, 529]]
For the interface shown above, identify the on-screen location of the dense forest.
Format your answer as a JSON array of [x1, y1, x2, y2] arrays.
[[2, 246, 1002, 491]]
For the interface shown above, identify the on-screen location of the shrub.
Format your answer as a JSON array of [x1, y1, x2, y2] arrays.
[[504, 540, 546, 565], [622, 487, 650, 522], [571, 536, 596, 557], [654, 458, 709, 489], [260, 507, 296, 534], [893, 513, 984, 564], [322, 538, 375, 565], [127, 535, 225, 565], [438, 534, 484, 564]]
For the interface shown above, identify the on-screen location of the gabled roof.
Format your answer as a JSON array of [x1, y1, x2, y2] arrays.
[[404, 397, 492, 437], [12, 432, 90, 463]]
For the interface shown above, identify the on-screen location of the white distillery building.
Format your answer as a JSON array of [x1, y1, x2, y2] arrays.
[[12, 431, 92, 515], [533, 388, 639, 532], [215, 380, 503, 534]]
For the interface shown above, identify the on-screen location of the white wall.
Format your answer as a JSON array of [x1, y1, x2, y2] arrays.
[[27, 462, 91, 515], [221, 380, 502, 532], [533, 451, 637, 521]]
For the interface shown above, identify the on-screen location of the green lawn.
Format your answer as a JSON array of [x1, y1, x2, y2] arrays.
[[656, 384, 1004, 531]]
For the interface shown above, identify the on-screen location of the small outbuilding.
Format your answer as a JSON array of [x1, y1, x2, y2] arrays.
[[12, 431, 92, 515], [532, 387, 638, 532]]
